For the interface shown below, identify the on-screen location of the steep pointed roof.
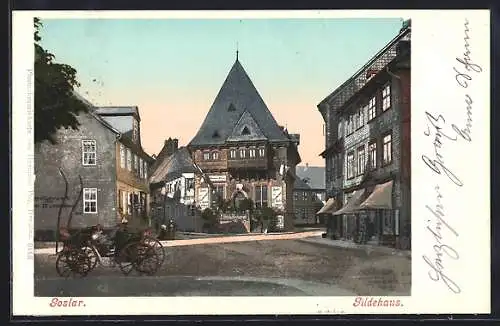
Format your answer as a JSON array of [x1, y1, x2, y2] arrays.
[[188, 59, 289, 147]]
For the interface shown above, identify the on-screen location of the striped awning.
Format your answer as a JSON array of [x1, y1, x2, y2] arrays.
[[316, 198, 337, 215], [359, 180, 393, 210], [333, 189, 366, 216]]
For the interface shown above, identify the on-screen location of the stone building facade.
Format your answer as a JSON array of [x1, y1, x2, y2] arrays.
[[317, 20, 411, 249], [188, 56, 301, 231], [34, 97, 120, 240]]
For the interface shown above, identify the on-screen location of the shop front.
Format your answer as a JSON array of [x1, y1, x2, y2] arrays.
[[356, 180, 398, 247], [329, 180, 399, 248]]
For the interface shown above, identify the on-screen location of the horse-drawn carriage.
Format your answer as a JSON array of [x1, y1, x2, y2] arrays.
[[54, 170, 165, 278], [55, 223, 165, 278]]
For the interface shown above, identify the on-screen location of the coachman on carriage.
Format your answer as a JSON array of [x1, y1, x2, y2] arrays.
[[54, 169, 165, 278]]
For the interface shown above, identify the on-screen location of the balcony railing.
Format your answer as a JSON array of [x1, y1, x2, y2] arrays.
[[227, 157, 268, 169]]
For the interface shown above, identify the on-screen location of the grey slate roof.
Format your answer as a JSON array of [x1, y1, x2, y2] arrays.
[[295, 166, 326, 190], [294, 177, 312, 190], [94, 106, 141, 121], [72, 91, 121, 136], [149, 147, 199, 185], [188, 59, 289, 147]]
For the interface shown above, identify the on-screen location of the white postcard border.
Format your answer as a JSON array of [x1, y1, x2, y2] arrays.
[[11, 9, 491, 315]]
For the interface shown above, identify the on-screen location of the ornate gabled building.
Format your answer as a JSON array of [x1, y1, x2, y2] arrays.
[[188, 56, 301, 231]]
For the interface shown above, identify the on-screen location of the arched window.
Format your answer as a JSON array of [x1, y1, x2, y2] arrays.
[[212, 151, 219, 160]]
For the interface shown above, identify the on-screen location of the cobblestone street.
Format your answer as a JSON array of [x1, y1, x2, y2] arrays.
[[35, 239, 411, 296]]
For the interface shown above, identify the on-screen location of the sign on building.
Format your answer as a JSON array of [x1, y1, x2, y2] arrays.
[[208, 174, 227, 183], [198, 187, 210, 210], [271, 186, 283, 209]]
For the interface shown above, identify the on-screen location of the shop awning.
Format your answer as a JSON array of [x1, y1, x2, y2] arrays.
[[333, 189, 366, 215], [359, 180, 393, 210], [316, 198, 337, 215]]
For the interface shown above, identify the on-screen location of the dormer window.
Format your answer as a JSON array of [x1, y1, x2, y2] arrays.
[[228, 103, 236, 112], [212, 130, 220, 138], [241, 126, 250, 135], [132, 119, 139, 143]]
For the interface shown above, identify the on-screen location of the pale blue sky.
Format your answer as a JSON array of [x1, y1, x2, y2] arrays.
[[38, 18, 405, 165]]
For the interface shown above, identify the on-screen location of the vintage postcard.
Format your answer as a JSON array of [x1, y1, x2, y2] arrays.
[[11, 10, 490, 316]]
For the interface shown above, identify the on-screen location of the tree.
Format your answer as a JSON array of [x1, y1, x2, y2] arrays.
[[238, 198, 254, 212], [34, 17, 88, 144], [261, 206, 277, 221]]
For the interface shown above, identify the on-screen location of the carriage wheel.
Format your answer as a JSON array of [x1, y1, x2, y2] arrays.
[[143, 237, 165, 267], [56, 248, 92, 278], [116, 242, 139, 275], [80, 245, 99, 271], [134, 243, 160, 276]]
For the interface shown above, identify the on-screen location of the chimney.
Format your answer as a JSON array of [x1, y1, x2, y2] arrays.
[[164, 138, 179, 157]]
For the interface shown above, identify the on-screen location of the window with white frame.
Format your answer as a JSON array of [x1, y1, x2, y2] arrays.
[[368, 141, 377, 170], [139, 158, 143, 178], [83, 188, 97, 214], [338, 122, 343, 138], [294, 191, 300, 201], [212, 151, 219, 160], [357, 146, 366, 175], [230, 149, 237, 159], [249, 149, 256, 158], [214, 184, 225, 200], [258, 148, 265, 157], [239, 148, 246, 158], [144, 162, 148, 179], [347, 152, 355, 179], [82, 140, 96, 166], [127, 149, 132, 171], [382, 84, 391, 111], [134, 154, 139, 172], [255, 184, 268, 208], [368, 96, 376, 121], [203, 151, 210, 160], [351, 113, 356, 131], [120, 144, 125, 169], [359, 106, 366, 127], [383, 133, 392, 165]]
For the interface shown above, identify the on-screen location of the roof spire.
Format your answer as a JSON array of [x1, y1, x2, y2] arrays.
[[236, 42, 239, 61]]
